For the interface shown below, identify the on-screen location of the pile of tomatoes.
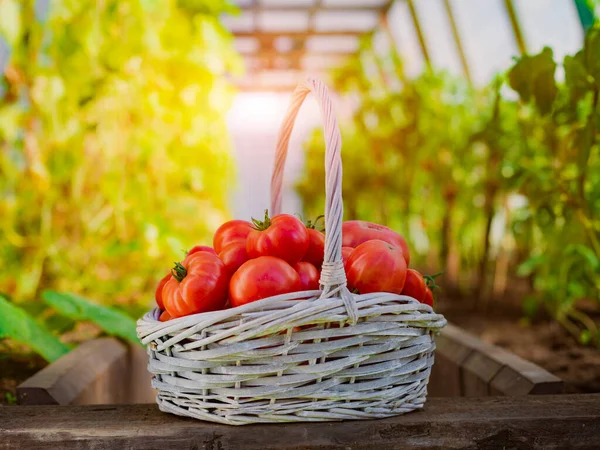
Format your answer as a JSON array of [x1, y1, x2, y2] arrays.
[[155, 212, 437, 322]]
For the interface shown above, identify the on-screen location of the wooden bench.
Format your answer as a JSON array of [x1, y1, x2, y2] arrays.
[[2, 394, 599, 449], [16, 322, 563, 405]]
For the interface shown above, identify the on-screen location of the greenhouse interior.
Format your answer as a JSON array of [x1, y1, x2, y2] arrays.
[[1, 0, 600, 447]]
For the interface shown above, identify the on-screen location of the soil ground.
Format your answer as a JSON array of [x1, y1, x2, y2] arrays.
[[0, 350, 46, 405]]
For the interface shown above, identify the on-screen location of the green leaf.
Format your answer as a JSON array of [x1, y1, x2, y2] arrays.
[[580, 329, 592, 345], [522, 295, 539, 318], [564, 52, 591, 103], [517, 254, 548, 277], [533, 67, 558, 115], [508, 47, 557, 115], [508, 55, 532, 102], [5, 392, 17, 405], [42, 291, 139, 345], [0, 294, 70, 362], [42, 312, 77, 335], [565, 244, 600, 270], [583, 26, 600, 86]]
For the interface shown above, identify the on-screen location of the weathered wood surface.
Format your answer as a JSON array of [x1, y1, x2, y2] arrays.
[[17, 338, 155, 405], [1, 394, 599, 449], [429, 323, 563, 397], [428, 325, 472, 397]]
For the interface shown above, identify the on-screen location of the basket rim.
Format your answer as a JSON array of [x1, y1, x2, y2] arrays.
[[141, 289, 442, 325]]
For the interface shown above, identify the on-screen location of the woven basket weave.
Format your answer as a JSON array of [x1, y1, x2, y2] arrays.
[[137, 77, 447, 425]]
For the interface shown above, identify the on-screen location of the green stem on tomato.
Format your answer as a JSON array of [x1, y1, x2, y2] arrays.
[[251, 209, 271, 231], [171, 262, 187, 282], [306, 215, 325, 232]]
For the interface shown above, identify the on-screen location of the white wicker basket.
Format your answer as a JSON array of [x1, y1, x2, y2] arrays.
[[137, 77, 447, 425]]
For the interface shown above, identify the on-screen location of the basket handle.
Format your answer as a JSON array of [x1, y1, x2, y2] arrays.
[[270, 78, 355, 317]]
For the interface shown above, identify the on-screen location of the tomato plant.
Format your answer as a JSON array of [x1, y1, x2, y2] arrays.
[[0, 0, 243, 309], [297, 26, 600, 345], [229, 256, 302, 307]]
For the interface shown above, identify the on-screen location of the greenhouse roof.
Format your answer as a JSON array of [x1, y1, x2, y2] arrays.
[[224, 0, 395, 91], [224, 1, 590, 91]]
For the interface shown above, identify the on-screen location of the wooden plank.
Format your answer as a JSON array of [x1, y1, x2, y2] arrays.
[[127, 343, 156, 404], [17, 338, 155, 405], [433, 323, 563, 397], [17, 338, 127, 405], [489, 351, 564, 396], [428, 330, 473, 397], [1, 395, 599, 449], [461, 350, 504, 397]]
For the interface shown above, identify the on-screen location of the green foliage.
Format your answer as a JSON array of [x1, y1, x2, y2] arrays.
[[298, 27, 600, 345], [5, 392, 17, 405], [0, 293, 70, 362], [43, 291, 138, 345], [508, 47, 557, 115], [0, 0, 242, 307]]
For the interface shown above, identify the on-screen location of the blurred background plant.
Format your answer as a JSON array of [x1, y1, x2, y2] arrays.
[[0, 0, 241, 310], [0, 0, 242, 376], [297, 25, 600, 347]]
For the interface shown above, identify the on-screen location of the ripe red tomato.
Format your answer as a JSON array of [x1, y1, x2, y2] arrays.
[[159, 310, 172, 322], [346, 240, 407, 294], [187, 245, 216, 256], [341, 246, 354, 271], [423, 287, 434, 308], [401, 269, 427, 302], [213, 220, 252, 254], [155, 273, 172, 310], [294, 262, 320, 291], [342, 220, 410, 265], [218, 241, 249, 274], [229, 256, 302, 307], [302, 228, 325, 269], [162, 252, 229, 318], [246, 213, 309, 265]]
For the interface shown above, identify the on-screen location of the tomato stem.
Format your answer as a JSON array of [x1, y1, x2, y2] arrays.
[[171, 261, 187, 282], [306, 215, 325, 232], [251, 209, 272, 231], [424, 271, 443, 302]]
